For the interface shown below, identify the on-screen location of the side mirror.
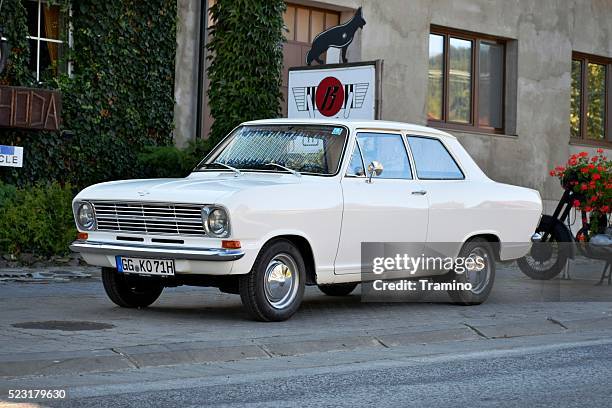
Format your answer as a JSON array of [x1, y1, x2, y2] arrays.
[[367, 161, 383, 183]]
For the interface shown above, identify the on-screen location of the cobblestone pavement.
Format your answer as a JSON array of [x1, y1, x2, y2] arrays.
[[0, 257, 611, 378]]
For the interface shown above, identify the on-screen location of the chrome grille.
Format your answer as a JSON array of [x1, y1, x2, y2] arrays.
[[91, 201, 206, 236]]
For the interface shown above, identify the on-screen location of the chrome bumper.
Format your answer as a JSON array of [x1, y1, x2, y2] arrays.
[[70, 241, 245, 261]]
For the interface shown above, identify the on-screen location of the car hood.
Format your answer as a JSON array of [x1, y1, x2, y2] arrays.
[[75, 172, 304, 205]]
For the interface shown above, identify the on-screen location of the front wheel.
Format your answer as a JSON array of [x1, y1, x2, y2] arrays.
[[517, 215, 571, 280], [447, 238, 496, 305], [101, 267, 164, 308], [239, 240, 305, 321]]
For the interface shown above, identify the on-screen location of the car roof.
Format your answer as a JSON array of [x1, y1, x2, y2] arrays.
[[243, 118, 457, 141]]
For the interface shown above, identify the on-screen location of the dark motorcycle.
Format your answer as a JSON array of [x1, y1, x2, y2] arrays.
[[518, 184, 610, 281]]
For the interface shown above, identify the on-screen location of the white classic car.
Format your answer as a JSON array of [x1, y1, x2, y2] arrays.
[[71, 119, 542, 321]]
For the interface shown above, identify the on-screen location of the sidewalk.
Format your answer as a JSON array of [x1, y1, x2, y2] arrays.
[[1, 257, 611, 378]]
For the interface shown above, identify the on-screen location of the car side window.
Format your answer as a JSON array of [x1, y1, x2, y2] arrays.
[[406, 136, 464, 180], [356, 133, 413, 179], [346, 141, 366, 177]]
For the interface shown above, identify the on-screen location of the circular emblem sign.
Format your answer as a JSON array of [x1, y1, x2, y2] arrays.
[[315, 76, 345, 117]]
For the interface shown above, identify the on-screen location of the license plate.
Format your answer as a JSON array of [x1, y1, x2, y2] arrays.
[[116, 256, 175, 276]]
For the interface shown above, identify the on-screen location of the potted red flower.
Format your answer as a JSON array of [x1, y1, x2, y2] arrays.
[[550, 149, 611, 237]]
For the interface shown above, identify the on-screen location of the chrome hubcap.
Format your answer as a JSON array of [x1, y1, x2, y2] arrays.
[[264, 253, 299, 309], [465, 248, 491, 295]]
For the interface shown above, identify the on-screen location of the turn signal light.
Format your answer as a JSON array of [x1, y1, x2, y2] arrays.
[[222, 240, 241, 249], [77, 232, 89, 240]]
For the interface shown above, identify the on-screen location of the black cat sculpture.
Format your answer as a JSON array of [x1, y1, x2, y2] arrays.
[[306, 7, 366, 65]]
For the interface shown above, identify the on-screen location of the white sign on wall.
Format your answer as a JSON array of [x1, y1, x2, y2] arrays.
[[0, 145, 24, 168], [287, 61, 380, 120]]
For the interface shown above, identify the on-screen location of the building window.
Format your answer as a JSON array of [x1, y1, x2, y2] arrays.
[[571, 52, 611, 144], [428, 27, 506, 133], [283, 4, 340, 44], [280, 3, 341, 116], [25, 0, 65, 82]]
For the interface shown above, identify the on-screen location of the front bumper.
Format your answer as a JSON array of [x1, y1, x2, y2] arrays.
[[70, 240, 245, 261]]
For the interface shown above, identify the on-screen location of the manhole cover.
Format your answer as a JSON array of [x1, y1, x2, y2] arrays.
[[12, 321, 115, 331]]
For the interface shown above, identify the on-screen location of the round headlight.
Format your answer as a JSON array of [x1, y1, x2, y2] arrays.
[[77, 202, 95, 230], [203, 207, 229, 237]]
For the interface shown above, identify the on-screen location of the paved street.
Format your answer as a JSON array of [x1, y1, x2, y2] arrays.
[[0, 257, 611, 407]]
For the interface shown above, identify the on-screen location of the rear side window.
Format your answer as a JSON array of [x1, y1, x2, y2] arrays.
[[407, 136, 464, 180]]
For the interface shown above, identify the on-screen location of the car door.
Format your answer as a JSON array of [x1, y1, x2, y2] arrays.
[[335, 131, 429, 275], [405, 135, 467, 246]]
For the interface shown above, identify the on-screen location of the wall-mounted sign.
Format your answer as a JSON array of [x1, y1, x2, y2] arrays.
[[0, 145, 24, 168], [0, 86, 61, 131], [288, 60, 382, 120]]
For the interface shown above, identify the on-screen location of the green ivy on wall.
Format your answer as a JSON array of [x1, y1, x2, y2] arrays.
[[0, 0, 177, 188], [0, 0, 35, 86], [207, 0, 286, 145]]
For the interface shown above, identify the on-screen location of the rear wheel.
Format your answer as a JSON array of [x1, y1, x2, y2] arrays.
[[101, 267, 163, 308], [239, 240, 305, 321], [517, 215, 571, 280], [318, 283, 358, 296], [448, 238, 496, 305]]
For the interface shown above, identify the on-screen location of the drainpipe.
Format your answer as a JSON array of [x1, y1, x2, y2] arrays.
[[195, 0, 209, 139], [0, 27, 8, 75]]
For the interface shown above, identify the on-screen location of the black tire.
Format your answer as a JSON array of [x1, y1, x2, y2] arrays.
[[448, 238, 496, 305], [239, 239, 305, 322], [101, 267, 164, 308], [517, 215, 571, 280], [317, 282, 358, 296]]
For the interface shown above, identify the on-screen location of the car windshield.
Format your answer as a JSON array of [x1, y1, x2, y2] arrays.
[[198, 125, 348, 176]]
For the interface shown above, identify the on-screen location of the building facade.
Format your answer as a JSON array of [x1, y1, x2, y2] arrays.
[[174, 0, 612, 209]]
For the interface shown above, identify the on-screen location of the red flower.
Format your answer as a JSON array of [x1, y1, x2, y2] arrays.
[[588, 163, 595, 170], [597, 148, 604, 154], [569, 158, 578, 166], [579, 151, 589, 157], [592, 173, 601, 181], [585, 206, 592, 212], [580, 183, 588, 191], [549, 170, 555, 176], [581, 167, 590, 173], [591, 156, 598, 162], [573, 199, 581, 207], [602, 206, 610, 213], [598, 166, 604, 172]]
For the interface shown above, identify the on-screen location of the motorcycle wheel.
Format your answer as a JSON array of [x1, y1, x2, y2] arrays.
[[517, 215, 572, 280]]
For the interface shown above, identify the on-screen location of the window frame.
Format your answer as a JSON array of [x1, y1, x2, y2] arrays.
[[345, 139, 366, 178], [283, 3, 341, 45], [405, 135, 466, 181], [25, 0, 70, 82], [196, 124, 350, 177], [428, 25, 507, 135], [570, 51, 612, 147], [345, 131, 414, 180]]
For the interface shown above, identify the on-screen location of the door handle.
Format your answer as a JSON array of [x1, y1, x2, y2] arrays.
[[411, 190, 427, 195]]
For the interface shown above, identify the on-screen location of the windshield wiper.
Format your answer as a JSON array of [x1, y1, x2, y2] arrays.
[[264, 162, 301, 177], [210, 161, 242, 177]]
